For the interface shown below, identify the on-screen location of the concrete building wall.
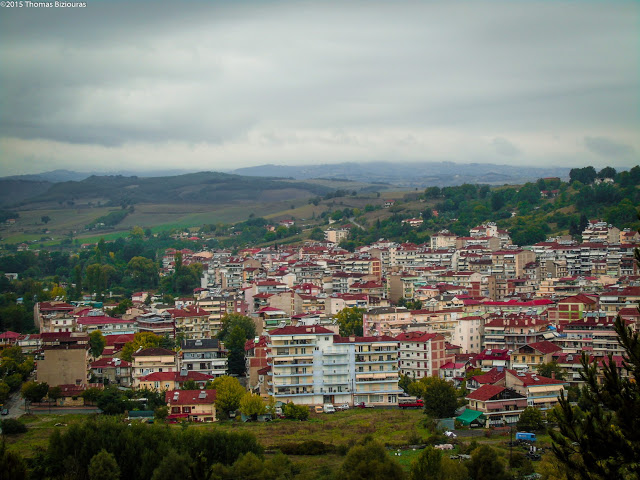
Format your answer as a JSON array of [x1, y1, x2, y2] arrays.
[[37, 347, 88, 387]]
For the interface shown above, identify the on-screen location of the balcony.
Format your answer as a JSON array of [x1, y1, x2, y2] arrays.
[[273, 380, 313, 387], [274, 388, 315, 396], [355, 357, 397, 364], [323, 369, 349, 375]]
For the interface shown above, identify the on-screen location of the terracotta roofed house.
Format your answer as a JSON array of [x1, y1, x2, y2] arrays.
[[166, 389, 217, 422], [465, 384, 527, 427]]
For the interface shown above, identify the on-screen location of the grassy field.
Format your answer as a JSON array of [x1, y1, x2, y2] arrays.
[[0, 199, 323, 245], [0, 183, 412, 246], [4, 409, 555, 476]]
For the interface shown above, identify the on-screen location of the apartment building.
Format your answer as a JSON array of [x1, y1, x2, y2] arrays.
[[557, 316, 633, 358], [34, 301, 76, 332], [90, 357, 133, 387], [430, 230, 458, 250], [135, 312, 175, 338], [509, 341, 562, 372], [131, 347, 177, 388], [362, 306, 411, 336], [266, 325, 401, 407], [483, 316, 552, 351], [502, 369, 566, 411], [76, 312, 136, 336], [179, 338, 227, 378], [36, 333, 90, 387], [396, 332, 449, 379], [546, 294, 598, 322], [166, 306, 213, 340], [451, 315, 485, 353]]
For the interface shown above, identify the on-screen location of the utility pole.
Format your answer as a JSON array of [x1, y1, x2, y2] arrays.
[[509, 424, 513, 466]]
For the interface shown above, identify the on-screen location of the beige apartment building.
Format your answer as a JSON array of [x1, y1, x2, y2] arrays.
[[131, 347, 177, 388]]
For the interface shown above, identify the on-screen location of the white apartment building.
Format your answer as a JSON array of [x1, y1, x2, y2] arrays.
[[396, 332, 449, 379], [266, 325, 402, 406], [452, 315, 486, 353]]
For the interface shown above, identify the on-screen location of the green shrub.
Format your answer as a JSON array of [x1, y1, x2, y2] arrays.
[[277, 440, 336, 455], [1, 418, 27, 434], [282, 403, 309, 421]]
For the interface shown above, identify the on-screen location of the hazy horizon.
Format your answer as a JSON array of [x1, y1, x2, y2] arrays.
[[1, 1, 638, 176]]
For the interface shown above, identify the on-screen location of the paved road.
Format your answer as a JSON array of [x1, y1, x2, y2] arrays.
[[453, 429, 488, 438], [2, 389, 27, 419], [29, 407, 101, 415]]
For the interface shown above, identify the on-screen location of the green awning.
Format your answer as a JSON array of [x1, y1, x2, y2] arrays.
[[127, 410, 154, 418], [456, 409, 485, 425]]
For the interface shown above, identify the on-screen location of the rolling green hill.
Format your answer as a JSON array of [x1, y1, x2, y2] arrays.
[[22, 171, 333, 206]]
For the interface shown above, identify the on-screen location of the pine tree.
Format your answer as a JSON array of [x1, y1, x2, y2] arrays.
[[550, 240, 640, 479]]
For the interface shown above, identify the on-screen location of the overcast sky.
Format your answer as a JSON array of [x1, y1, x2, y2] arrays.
[[0, 1, 637, 175]]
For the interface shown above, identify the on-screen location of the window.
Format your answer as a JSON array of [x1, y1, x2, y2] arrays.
[[182, 407, 191, 413], [171, 407, 181, 414]]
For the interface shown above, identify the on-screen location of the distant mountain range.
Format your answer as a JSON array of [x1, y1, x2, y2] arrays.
[[0, 161, 574, 208], [2, 169, 194, 183], [230, 162, 572, 187]]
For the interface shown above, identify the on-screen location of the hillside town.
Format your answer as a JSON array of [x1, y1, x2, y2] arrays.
[[2, 218, 637, 429]]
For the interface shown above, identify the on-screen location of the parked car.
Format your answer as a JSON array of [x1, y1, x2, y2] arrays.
[[398, 399, 424, 409], [444, 430, 457, 438], [335, 403, 350, 411], [355, 402, 374, 408], [323, 404, 336, 414], [1, 408, 8, 416]]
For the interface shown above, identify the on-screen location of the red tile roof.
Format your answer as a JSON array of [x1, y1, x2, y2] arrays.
[[0, 331, 21, 340], [333, 334, 397, 343], [165, 389, 216, 405], [269, 325, 334, 336], [469, 368, 505, 385], [395, 332, 441, 343], [132, 347, 176, 357], [77, 315, 134, 325], [141, 371, 213, 382], [106, 334, 136, 346], [506, 369, 565, 386], [466, 384, 506, 402], [525, 341, 562, 355]]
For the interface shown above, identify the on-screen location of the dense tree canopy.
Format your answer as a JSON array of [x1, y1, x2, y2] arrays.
[[210, 376, 246, 418], [413, 377, 458, 419], [335, 307, 364, 337], [89, 330, 106, 358], [120, 332, 163, 362], [338, 440, 404, 480]]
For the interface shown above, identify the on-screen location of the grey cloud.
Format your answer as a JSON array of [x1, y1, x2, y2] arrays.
[[0, 1, 638, 172], [584, 136, 635, 157], [492, 138, 520, 157]]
